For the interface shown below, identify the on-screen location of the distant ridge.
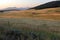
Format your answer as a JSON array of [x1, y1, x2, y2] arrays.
[[30, 1, 60, 10], [0, 7, 28, 12]]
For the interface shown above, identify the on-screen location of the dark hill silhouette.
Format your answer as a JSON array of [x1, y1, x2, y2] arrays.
[[30, 1, 60, 10]]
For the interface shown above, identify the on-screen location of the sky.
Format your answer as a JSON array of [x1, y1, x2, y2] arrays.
[[0, 0, 54, 9]]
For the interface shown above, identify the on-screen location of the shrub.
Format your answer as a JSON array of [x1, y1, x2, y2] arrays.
[[50, 33, 60, 40]]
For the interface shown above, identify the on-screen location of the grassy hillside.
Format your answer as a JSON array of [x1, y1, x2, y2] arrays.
[[0, 7, 60, 40], [0, 7, 60, 20]]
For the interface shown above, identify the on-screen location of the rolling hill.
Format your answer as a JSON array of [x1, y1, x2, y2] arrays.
[[0, 7, 60, 20]]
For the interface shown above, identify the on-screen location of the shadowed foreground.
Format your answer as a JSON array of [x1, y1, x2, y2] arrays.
[[1, 28, 60, 40], [0, 18, 60, 40]]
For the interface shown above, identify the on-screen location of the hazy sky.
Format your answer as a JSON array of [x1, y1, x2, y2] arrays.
[[0, 0, 54, 9]]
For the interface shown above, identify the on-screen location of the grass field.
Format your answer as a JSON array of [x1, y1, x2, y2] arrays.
[[0, 7, 60, 20], [0, 7, 60, 40]]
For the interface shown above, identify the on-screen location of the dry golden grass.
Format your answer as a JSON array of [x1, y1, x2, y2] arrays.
[[0, 8, 60, 40], [0, 7, 60, 20]]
